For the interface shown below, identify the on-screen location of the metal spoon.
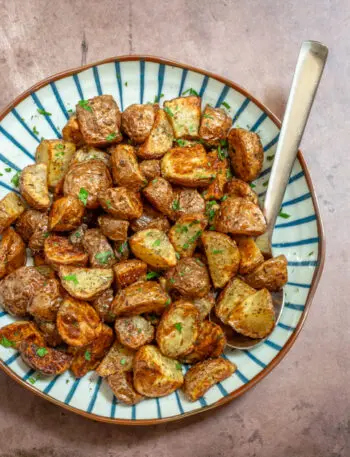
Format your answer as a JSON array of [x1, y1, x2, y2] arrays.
[[212, 40, 328, 350]]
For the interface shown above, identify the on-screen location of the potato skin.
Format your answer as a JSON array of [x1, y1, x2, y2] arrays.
[[0, 192, 25, 234], [168, 214, 207, 258], [96, 341, 135, 376], [0, 227, 26, 279], [130, 204, 170, 233], [121, 103, 157, 144], [244, 255, 288, 291], [99, 187, 143, 220], [137, 109, 174, 159], [44, 235, 88, 269], [166, 258, 210, 298], [202, 151, 229, 201], [216, 277, 256, 324], [113, 259, 147, 288], [82, 228, 116, 268], [19, 342, 72, 376], [236, 237, 264, 275], [139, 160, 160, 181], [49, 195, 85, 232], [98, 215, 129, 242], [92, 288, 116, 323], [225, 178, 259, 205], [199, 105, 231, 146], [71, 146, 111, 167], [172, 188, 205, 218], [183, 357, 236, 402], [15, 209, 47, 242], [111, 144, 146, 190], [28, 216, 49, 254], [192, 293, 215, 320], [27, 278, 62, 322], [143, 177, 174, 217], [114, 315, 154, 350], [163, 96, 201, 139], [20, 163, 50, 211], [113, 240, 130, 262], [35, 320, 63, 347], [0, 321, 45, 349], [62, 115, 84, 146], [107, 371, 144, 405]]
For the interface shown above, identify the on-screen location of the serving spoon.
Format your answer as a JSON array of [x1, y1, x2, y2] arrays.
[[211, 40, 328, 350]]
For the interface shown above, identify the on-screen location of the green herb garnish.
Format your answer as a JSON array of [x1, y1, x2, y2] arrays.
[[221, 195, 228, 201], [78, 100, 92, 112], [146, 271, 160, 280], [175, 252, 181, 260], [249, 183, 256, 188], [95, 251, 114, 264], [84, 351, 91, 361], [154, 93, 164, 103], [175, 224, 188, 234], [78, 187, 89, 206], [120, 358, 127, 365], [37, 108, 52, 116], [182, 88, 199, 96], [226, 169, 233, 179], [202, 114, 214, 120], [0, 336, 14, 348], [106, 132, 117, 141], [165, 298, 171, 306], [174, 322, 182, 333], [117, 241, 128, 253], [308, 251, 314, 256], [218, 144, 226, 161], [263, 180, 269, 187], [164, 106, 174, 118], [5, 168, 12, 173], [33, 126, 39, 135], [176, 362, 182, 370], [266, 155, 274, 161], [63, 274, 79, 285], [11, 171, 21, 187], [175, 139, 187, 147], [172, 199, 180, 211], [36, 347, 48, 357], [152, 239, 161, 248], [278, 211, 291, 219], [221, 101, 231, 110], [212, 249, 223, 254]]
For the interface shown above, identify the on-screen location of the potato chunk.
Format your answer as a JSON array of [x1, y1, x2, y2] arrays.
[[133, 345, 183, 397], [35, 320, 63, 347], [168, 214, 207, 258], [199, 105, 231, 146], [121, 103, 157, 144], [139, 160, 160, 181], [172, 188, 206, 218], [236, 237, 264, 275], [113, 259, 147, 288], [225, 178, 259, 205], [244, 255, 288, 291], [19, 342, 72, 376], [15, 209, 46, 242], [137, 109, 174, 159], [183, 357, 236, 402], [143, 177, 174, 217], [130, 204, 170, 233], [49, 195, 85, 232], [166, 258, 210, 298], [0, 227, 26, 279], [202, 150, 229, 201], [99, 187, 143, 220], [82, 228, 116, 268], [114, 315, 154, 350], [0, 192, 25, 234], [71, 146, 111, 167], [107, 371, 144, 405], [216, 277, 256, 324], [27, 278, 62, 322], [111, 144, 146, 190], [0, 321, 44, 349], [130, 228, 176, 269], [62, 115, 84, 146], [163, 96, 201, 139], [92, 288, 116, 323], [19, 163, 50, 211], [98, 215, 129, 241], [192, 293, 215, 320], [28, 216, 49, 254], [44, 235, 88, 269], [96, 341, 135, 376]]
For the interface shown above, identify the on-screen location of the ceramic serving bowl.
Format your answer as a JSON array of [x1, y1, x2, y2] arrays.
[[0, 56, 325, 425]]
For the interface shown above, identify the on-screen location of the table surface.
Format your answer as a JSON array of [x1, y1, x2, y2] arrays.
[[0, 0, 349, 456]]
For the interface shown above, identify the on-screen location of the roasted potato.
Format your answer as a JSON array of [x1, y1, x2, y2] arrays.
[[0, 192, 25, 234], [129, 229, 177, 269], [113, 259, 147, 288], [163, 96, 201, 139], [98, 215, 129, 241], [168, 214, 207, 258], [36, 139, 76, 189], [236, 237, 264, 275], [143, 177, 174, 217], [15, 209, 46, 242], [166, 258, 210, 298], [202, 151, 229, 201], [19, 342, 72, 376], [44, 235, 88, 269], [216, 277, 256, 324], [214, 196, 267, 236], [92, 288, 116, 323], [113, 240, 130, 262], [107, 371, 144, 405], [34, 265, 56, 280], [156, 300, 200, 358], [0, 321, 44, 349], [183, 357, 236, 402], [133, 345, 183, 397], [199, 105, 231, 146], [225, 178, 259, 205], [28, 216, 49, 254], [49, 195, 84, 232], [64, 160, 112, 209], [76, 94, 122, 147], [228, 128, 264, 182], [27, 278, 62, 322], [192, 293, 215, 320], [139, 160, 160, 181], [114, 315, 154, 350], [121, 103, 157, 144], [82, 228, 116, 268], [130, 204, 170, 233], [227, 288, 275, 338], [62, 114, 84, 146], [0, 266, 45, 317], [69, 224, 88, 246], [57, 296, 102, 346], [161, 144, 215, 187], [111, 280, 170, 317], [59, 266, 114, 301], [99, 187, 143, 220], [71, 146, 110, 167], [35, 320, 63, 347], [0, 227, 26, 279], [96, 341, 135, 376], [244, 255, 288, 291], [19, 163, 50, 211], [111, 144, 146, 190], [137, 109, 174, 159], [172, 188, 206, 218]]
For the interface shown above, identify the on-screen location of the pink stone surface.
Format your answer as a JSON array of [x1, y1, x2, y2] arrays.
[[0, 1, 349, 455]]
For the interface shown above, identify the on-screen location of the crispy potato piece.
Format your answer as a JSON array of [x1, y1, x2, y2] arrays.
[[163, 96, 201, 139], [99, 187, 143, 220], [180, 321, 226, 364], [202, 231, 240, 288], [168, 214, 207, 258], [15, 209, 46, 242], [156, 300, 200, 358], [225, 178, 259, 205], [113, 259, 147, 288], [214, 196, 267, 236], [49, 195, 85, 232], [107, 371, 144, 405], [33, 254, 46, 266], [139, 160, 160, 181], [19, 342, 72, 375], [64, 160, 112, 209], [202, 151, 229, 201], [113, 240, 130, 262], [27, 278, 62, 322], [199, 105, 231, 146], [44, 235, 88, 269], [129, 229, 177, 269], [96, 341, 135, 376], [133, 345, 183, 397], [58, 266, 114, 301], [137, 109, 174, 159], [92, 288, 116, 323], [112, 280, 170, 317], [76, 94, 122, 147], [236, 237, 264, 275], [216, 277, 256, 324], [57, 296, 102, 346], [228, 288, 275, 338], [121, 103, 157, 144], [28, 216, 49, 254], [172, 188, 206, 218], [228, 128, 264, 182], [0, 227, 26, 279], [71, 146, 111, 167], [166, 258, 210, 298], [20, 163, 50, 210], [0, 266, 45, 317], [130, 204, 170, 233], [36, 139, 76, 189], [183, 357, 236, 402], [244, 255, 288, 291], [35, 320, 63, 347], [34, 265, 56, 280], [161, 144, 215, 187], [98, 215, 129, 241], [111, 144, 146, 190], [115, 315, 154, 350], [192, 293, 215, 320], [0, 321, 44, 349], [69, 224, 88, 246], [62, 114, 84, 146], [82, 228, 116, 268], [0, 192, 25, 234], [143, 177, 174, 217]]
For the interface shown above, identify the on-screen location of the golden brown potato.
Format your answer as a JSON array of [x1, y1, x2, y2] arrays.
[[139, 160, 160, 181], [64, 160, 112, 209], [19, 342, 72, 376], [163, 96, 201, 139], [34, 265, 56, 280], [19, 163, 50, 211], [244, 255, 288, 291], [121, 103, 157, 144], [199, 105, 231, 146], [130, 204, 170, 233], [15, 209, 47, 242], [228, 128, 264, 182], [228, 288, 275, 338], [96, 341, 135, 376], [183, 357, 236, 402], [0, 266, 45, 317], [35, 320, 63, 347], [107, 371, 144, 405], [69, 224, 88, 246], [44, 235, 88, 269], [236, 237, 264, 275], [99, 187, 143, 220], [33, 254, 46, 267], [82, 228, 116, 268], [225, 178, 259, 205], [92, 288, 116, 323], [113, 240, 130, 262], [137, 109, 174, 159], [0, 192, 25, 234], [172, 188, 206, 218], [0, 321, 44, 349], [111, 144, 146, 190], [57, 296, 102, 347], [28, 216, 49, 254], [58, 266, 114, 301], [143, 177, 174, 217], [129, 229, 177, 269], [202, 150, 229, 201], [71, 146, 111, 167], [27, 278, 62, 322], [49, 195, 85, 232], [133, 345, 183, 397], [161, 144, 215, 187], [113, 259, 147, 288], [216, 277, 256, 324], [168, 214, 207, 258], [98, 215, 129, 242], [76, 95, 122, 147], [0, 227, 26, 279], [62, 114, 84, 146], [192, 293, 215, 320], [114, 315, 154, 350], [36, 139, 76, 189], [214, 196, 267, 236], [156, 300, 200, 358], [112, 280, 170, 317], [166, 258, 210, 298]]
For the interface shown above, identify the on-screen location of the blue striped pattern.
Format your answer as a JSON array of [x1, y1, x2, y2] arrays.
[[50, 82, 69, 120], [263, 134, 279, 151], [110, 395, 117, 418], [272, 237, 319, 248], [265, 340, 283, 351], [285, 303, 305, 311], [245, 351, 266, 369], [178, 69, 188, 96], [87, 376, 102, 413], [11, 108, 40, 143], [232, 98, 250, 124], [0, 153, 21, 172], [278, 322, 295, 332], [157, 64, 165, 102], [288, 260, 318, 267], [115, 62, 124, 110], [65, 378, 81, 404], [215, 85, 230, 108], [0, 125, 35, 160], [0, 181, 20, 194], [0, 311, 7, 318], [156, 397, 162, 418], [43, 375, 60, 395], [4, 352, 20, 366], [175, 391, 184, 414], [73, 74, 84, 100], [199, 75, 209, 97], [93, 67, 103, 95], [139, 60, 145, 103], [250, 113, 267, 132], [282, 192, 311, 207], [23, 369, 35, 382], [287, 282, 311, 289], [31, 92, 61, 138], [275, 214, 316, 228], [235, 369, 249, 384]]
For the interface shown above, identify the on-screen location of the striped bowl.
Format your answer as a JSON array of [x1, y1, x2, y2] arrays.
[[0, 56, 325, 425]]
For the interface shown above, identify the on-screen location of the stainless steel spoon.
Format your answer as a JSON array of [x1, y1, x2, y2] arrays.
[[212, 40, 328, 350]]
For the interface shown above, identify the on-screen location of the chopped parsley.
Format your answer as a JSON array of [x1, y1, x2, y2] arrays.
[[249, 183, 256, 188], [78, 187, 89, 206], [174, 322, 182, 333], [152, 239, 161, 247], [169, 278, 175, 284], [164, 106, 174, 118], [124, 81, 128, 87], [0, 336, 14, 348], [175, 139, 187, 147], [43, 232, 50, 238], [175, 224, 188, 234], [106, 199, 112, 209], [202, 114, 214, 120], [263, 180, 269, 187], [212, 249, 223, 254], [165, 298, 171, 306], [63, 274, 79, 285], [206, 200, 217, 222], [221, 195, 228, 201], [172, 199, 180, 211], [218, 143, 226, 160], [146, 271, 160, 280], [120, 358, 127, 365], [278, 210, 291, 219], [308, 251, 314, 256], [33, 126, 39, 135], [84, 351, 91, 361], [36, 347, 48, 357], [28, 376, 37, 385], [78, 100, 92, 112], [106, 132, 117, 141], [221, 101, 231, 110], [176, 362, 182, 370], [175, 252, 181, 260], [5, 168, 12, 173], [226, 169, 233, 179], [154, 93, 164, 103], [220, 139, 228, 148], [37, 108, 52, 116], [0, 173, 3, 176], [95, 251, 114, 264], [11, 171, 21, 187], [117, 241, 128, 253], [67, 109, 74, 113], [182, 88, 199, 96], [266, 155, 274, 161]]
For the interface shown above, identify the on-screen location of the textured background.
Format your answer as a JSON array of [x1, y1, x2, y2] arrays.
[[0, 1, 349, 456]]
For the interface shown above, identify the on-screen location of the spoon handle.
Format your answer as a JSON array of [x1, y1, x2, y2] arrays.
[[263, 40, 328, 248]]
